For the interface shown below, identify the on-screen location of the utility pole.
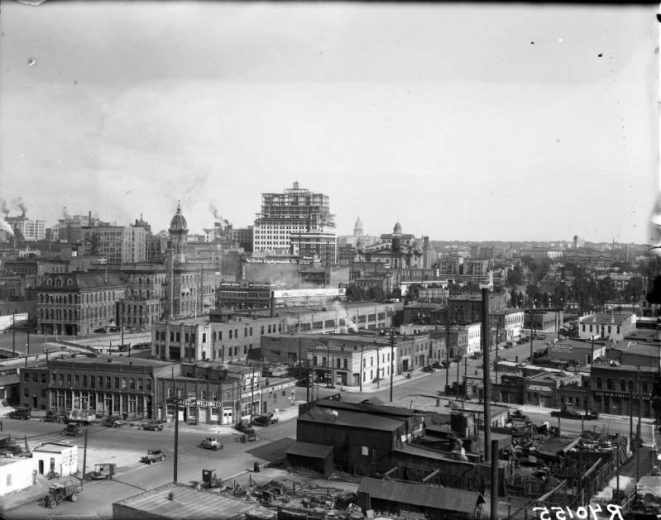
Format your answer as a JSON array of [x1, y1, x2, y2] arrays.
[[463, 357, 468, 401], [174, 395, 179, 483], [360, 345, 364, 393], [481, 286, 492, 462], [389, 329, 395, 403], [12, 312, 15, 356], [445, 320, 451, 396], [250, 365, 255, 424]]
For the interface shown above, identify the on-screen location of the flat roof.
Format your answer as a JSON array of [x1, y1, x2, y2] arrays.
[[299, 407, 405, 432], [50, 355, 172, 368], [113, 482, 256, 519], [286, 441, 333, 459]]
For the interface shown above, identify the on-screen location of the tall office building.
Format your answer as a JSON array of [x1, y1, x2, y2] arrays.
[[253, 182, 336, 266]]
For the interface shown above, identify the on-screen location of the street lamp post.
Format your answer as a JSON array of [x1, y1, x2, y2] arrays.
[[389, 329, 395, 403]]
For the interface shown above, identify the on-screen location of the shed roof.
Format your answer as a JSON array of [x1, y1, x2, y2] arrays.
[[358, 477, 484, 514], [285, 441, 333, 459], [113, 482, 255, 519], [33, 442, 77, 454]]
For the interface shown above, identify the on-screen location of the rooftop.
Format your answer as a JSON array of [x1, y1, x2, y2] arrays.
[[299, 406, 406, 432], [113, 482, 255, 519]]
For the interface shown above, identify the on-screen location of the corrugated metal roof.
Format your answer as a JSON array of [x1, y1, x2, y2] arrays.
[[286, 441, 333, 459], [113, 482, 256, 519], [358, 477, 483, 514]]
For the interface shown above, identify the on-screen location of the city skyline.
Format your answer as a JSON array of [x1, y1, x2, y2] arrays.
[[0, 2, 657, 243]]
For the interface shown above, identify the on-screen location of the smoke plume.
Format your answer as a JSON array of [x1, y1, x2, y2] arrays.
[[62, 206, 72, 219], [208, 203, 220, 221], [0, 199, 8, 216], [12, 197, 26, 216], [0, 220, 13, 237]]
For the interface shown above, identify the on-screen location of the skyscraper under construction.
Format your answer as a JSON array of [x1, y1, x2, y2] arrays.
[[253, 182, 336, 266]]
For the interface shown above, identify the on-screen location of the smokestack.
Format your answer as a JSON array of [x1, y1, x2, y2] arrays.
[[491, 439, 499, 517]]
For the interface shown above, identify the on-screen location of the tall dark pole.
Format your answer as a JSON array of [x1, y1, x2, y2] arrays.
[[490, 439, 499, 520], [12, 312, 15, 356], [463, 357, 468, 401], [82, 427, 88, 482], [389, 329, 394, 403], [26, 317, 30, 358], [481, 287, 492, 462], [529, 309, 534, 362], [360, 345, 364, 393], [445, 321, 451, 395], [174, 396, 179, 483], [636, 366, 642, 483], [456, 359, 460, 400], [250, 365, 255, 423]]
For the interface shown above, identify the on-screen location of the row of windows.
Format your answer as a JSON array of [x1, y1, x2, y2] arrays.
[[595, 376, 650, 393], [50, 373, 153, 391]]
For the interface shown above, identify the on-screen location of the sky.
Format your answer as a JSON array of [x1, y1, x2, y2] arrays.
[[0, 1, 658, 244]]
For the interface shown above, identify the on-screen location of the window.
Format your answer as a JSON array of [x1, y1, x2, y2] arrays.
[[41, 373, 47, 383], [606, 378, 612, 390], [130, 378, 135, 390], [643, 381, 649, 393], [620, 379, 626, 391], [66, 374, 72, 386], [82, 375, 87, 387], [23, 373, 29, 382], [115, 377, 120, 389], [32, 373, 38, 383], [138, 379, 143, 390], [23, 388, 29, 397], [146, 379, 152, 391], [596, 377, 602, 389]]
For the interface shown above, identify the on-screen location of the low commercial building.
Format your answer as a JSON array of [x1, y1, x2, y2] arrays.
[[524, 371, 582, 408], [490, 309, 525, 342], [32, 442, 78, 478], [46, 355, 175, 419], [577, 312, 636, 341], [589, 362, 659, 418], [156, 363, 295, 424], [547, 339, 606, 366]]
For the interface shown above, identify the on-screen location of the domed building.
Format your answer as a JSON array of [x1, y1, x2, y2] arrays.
[[168, 202, 189, 263]]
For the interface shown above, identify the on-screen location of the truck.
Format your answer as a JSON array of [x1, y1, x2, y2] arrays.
[[43, 478, 83, 508], [89, 463, 115, 480], [68, 409, 96, 426], [43, 411, 67, 424]]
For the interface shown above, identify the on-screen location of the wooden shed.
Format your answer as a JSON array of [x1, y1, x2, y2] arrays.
[[285, 441, 334, 476]]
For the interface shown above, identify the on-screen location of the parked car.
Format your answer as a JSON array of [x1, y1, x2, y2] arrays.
[[103, 416, 128, 428], [140, 449, 166, 464], [9, 407, 31, 420], [505, 342, 514, 349], [295, 379, 310, 387], [140, 421, 164, 431], [422, 366, 435, 373], [200, 437, 224, 451], [509, 409, 529, 422]]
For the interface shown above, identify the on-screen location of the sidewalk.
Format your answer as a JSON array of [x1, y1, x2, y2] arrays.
[[342, 369, 431, 393]]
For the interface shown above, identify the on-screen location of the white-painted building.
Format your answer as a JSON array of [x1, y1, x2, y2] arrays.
[[0, 457, 37, 496], [32, 442, 78, 478]]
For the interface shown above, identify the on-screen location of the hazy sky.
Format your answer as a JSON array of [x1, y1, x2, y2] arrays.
[[0, 1, 658, 244]]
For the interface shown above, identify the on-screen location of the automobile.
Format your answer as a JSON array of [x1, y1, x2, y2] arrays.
[[422, 366, 435, 373], [505, 342, 514, 349], [431, 361, 442, 369], [89, 463, 115, 480], [103, 416, 128, 428], [62, 423, 84, 436], [140, 421, 164, 431], [251, 414, 278, 427], [140, 449, 166, 464], [517, 338, 529, 344], [295, 379, 310, 387], [8, 407, 31, 420], [200, 437, 224, 451]]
